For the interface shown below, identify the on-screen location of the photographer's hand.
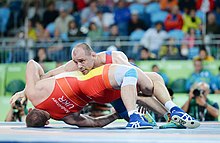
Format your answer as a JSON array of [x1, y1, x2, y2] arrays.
[[189, 90, 194, 100], [195, 95, 206, 107]]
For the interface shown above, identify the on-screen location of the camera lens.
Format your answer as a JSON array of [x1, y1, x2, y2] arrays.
[[193, 89, 201, 97], [15, 100, 22, 107]]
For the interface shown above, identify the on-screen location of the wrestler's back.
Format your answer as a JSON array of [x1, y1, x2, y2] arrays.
[[30, 77, 56, 106]]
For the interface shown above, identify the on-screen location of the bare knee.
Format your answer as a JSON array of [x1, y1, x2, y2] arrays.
[[151, 72, 165, 85], [140, 79, 154, 96]]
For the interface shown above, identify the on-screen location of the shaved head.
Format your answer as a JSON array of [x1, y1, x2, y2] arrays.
[[71, 43, 96, 75], [72, 43, 94, 56]]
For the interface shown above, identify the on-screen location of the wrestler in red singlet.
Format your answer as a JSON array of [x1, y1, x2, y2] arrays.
[[35, 65, 121, 120]]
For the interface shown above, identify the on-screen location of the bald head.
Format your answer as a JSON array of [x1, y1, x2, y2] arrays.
[[72, 43, 94, 56], [71, 43, 96, 75]]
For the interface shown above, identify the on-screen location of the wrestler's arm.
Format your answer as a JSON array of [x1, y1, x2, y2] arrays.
[[41, 60, 77, 79], [62, 112, 119, 127], [113, 51, 136, 67]]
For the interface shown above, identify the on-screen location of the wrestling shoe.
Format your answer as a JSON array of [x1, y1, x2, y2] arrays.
[[159, 113, 185, 129], [142, 112, 157, 127], [126, 113, 153, 129], [170, 106, 200, 129], [159, 120, 186, 129]]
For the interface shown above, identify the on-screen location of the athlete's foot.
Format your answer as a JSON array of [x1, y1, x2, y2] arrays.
[[170, 106, 200, 129], [126, 113, 153, 129]]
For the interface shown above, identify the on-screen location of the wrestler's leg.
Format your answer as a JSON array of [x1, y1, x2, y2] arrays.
[[135, 69, 169, 115], [145, 72, 172, 104], [137, 95, 167, 116], [144, 72, 200, 128], [111, 65, 152, 128]]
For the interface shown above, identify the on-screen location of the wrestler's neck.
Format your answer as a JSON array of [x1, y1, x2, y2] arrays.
[[93, 54, 106, 68]]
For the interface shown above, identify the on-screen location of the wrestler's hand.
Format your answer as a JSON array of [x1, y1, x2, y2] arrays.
[[137, 105, 148, 114], [10, 90, 26, 105]]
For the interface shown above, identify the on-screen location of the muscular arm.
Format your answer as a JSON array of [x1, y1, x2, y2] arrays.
[[112, 51, 131, 66], [41, 60, 77, 79], [62, 112, 119, 127], [205, 103, 219, 118]]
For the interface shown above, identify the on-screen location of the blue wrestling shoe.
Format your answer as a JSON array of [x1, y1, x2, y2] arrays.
[[126, 113, 153, 129], [170, 106, 200, 129]]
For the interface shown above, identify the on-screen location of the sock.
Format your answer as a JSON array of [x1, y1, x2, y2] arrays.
[[165, 101, 177, 111], [128, 110, 137, 117]]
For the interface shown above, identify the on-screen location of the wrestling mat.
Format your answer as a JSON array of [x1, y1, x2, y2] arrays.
[[0, 121, 220, 143]]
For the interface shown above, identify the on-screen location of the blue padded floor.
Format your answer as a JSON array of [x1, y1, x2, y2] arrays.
[[0, 121, 220, 143]]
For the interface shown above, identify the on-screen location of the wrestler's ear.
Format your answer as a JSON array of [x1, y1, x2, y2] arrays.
[[91, 51, 96, 57]]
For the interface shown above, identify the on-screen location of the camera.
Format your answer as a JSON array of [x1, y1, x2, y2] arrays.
[[12, 99, 27, 121], [193, 89, 205, 98]]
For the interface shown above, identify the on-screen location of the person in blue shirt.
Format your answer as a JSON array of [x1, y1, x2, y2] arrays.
[[152, 64, 169, 86], [186, 59, 216, 92], [213, 66, 220, 94]]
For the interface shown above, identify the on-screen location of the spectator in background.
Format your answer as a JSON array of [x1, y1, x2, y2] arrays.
[[178, 0, 195, 13], [186, 59, 216, 92], [27, 0, 43, 25], [164, 6, 183, 31], [194, 47, 214, 61], [97, 0, 112, 13], [72, 0, 87, 11], [213, 66, 220, 94], [159, 37, 179, 60], [87, 22, 102, 41], [108, 24, 119, 38], [67, 20, 84, 38], [206, 12, 220, 35], [114, 0, 131, 35], [140, 21, 168, 56], [54, 7, 74, 38], [214, 5, 220, 26], [196, 0, 214, 13], [184, 28, 197, 49], [152, 64, 169, 86], [27, 20, 37, 41], [128, 10, 147, 35], [91, 10, 104, 28], [35, 21, 50, 42], [139, 48, 156, 60], [90, 8, 115, 36], [179, 42, 189, 59], [182, 9, 202, 33], [0, 1, 10, 36], [42, 1, 59, 28], [80, 0, 98, 25], [55, 0, 73, 14], [182, 82, 219, 121], [34, 48, 52, 63], [160, 0, 178, 11]]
